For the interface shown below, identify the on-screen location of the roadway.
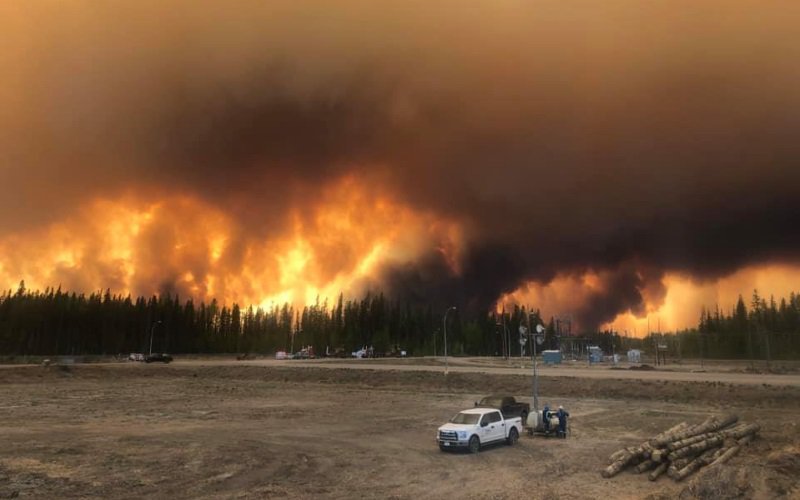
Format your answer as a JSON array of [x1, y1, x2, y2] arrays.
[[171, 356, 800, 387]]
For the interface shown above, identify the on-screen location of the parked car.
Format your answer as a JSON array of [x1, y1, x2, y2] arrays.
[[128, 353, 145, 362], [436, 408, 522, 453], [144, 353, 173, 363], [475, 395, 530, 423], [291, 346, 315, 359]]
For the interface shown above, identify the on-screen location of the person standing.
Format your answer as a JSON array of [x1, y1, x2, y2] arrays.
[[542, 404, 551, 433], [556, 405, 570, 438]]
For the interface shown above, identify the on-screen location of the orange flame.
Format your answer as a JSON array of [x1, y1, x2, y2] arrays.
[[0, 177, 464, 309]]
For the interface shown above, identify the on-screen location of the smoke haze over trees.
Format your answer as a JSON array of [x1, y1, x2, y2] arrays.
[[2, 2, 800, 330]]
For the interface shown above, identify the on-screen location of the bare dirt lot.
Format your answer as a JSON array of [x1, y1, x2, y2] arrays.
[[1, 361, 799, 499]]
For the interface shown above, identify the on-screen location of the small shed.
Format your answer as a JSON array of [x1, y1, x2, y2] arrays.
[[542, 350, 562, 364], [588, 346, 603, 363]]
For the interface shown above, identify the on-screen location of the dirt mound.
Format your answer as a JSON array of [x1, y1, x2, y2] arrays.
[[767, 445, 800, 476], [679, 467, 753, 499], [679, 446, 800, 499]]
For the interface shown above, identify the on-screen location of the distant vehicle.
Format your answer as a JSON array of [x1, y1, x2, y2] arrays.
[[436, 408, 522, 453], [292, 346, 315, 359], [352, 346, 374, 358], [475, 395, 530, 423], [128, 353, 145, 362], [144, 353, 173, 363], [275, 351, 289, 360]]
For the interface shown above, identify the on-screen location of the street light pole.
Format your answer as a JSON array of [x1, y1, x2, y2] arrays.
[[526, 312, 543, 414], [291, 327, 302, 355], [443, 306, 456, 375], [149, 320, 162, 356], [533, 326, 539, 413]]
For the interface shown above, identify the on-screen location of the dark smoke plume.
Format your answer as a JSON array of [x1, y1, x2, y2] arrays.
[[3, 1, 800, 329]]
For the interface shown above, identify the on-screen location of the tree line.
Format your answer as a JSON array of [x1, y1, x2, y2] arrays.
[[0, 281, 532, 357], [594, 290, 800, 362], [1, 281, 799, 360]]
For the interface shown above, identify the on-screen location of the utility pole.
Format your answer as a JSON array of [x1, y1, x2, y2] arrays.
[[611, 328, 616, 364], [502, 310, 507, 360], [443, 306, 456, 375], [149, 320, 162, 356]]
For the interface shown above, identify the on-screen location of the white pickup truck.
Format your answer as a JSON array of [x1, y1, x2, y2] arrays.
[[436, 408, 522, 453]]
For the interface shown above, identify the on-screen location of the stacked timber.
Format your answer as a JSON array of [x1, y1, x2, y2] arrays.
[[601, 415, 759, 482]]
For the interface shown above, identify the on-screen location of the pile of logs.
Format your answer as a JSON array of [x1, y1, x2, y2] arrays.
[[601, 414, 759, 482]]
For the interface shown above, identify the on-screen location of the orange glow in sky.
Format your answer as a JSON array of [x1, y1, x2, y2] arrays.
[[501, 265, 800, 336]]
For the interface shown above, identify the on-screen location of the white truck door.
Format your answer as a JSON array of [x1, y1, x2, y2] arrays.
[[486, 411, 504, 442], [479, 414, 494, 442], [493, 411, 507, 441]]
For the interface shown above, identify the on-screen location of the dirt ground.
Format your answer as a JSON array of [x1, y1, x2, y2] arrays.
[[1, 361, 798, 499]]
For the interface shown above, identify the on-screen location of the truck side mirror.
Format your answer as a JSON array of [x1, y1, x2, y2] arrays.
[[474, 401, 478, 407], [480, 420, 488, 427]]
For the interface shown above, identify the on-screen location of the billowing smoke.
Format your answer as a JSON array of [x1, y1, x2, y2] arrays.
[[2, 1, 800, 329]]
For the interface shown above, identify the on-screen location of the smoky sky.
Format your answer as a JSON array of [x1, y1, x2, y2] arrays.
[[2, 1, 800, 329]]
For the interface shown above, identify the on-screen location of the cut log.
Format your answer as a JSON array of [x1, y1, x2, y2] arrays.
[[667, 465, 679, 479], [629, 454, 645, 467], [671, 457, 692, 470], [608, 449, 628, 464], [651, 414, 738, 448], [608, 421, 693, 465], [651, 422, 689, 443], [711, 446, 728, 460], [704, 432, 757, 468], [673, 447, 721, 481], [668, 432, 715, 452], [635, 459, 657, 474], [708, 445, 740, 466], [669, 423, 755, 453], [648, 462, 668, 481], [650, 448, 668, 463], [669, 456, 697, 478], [668, 435, 725, 461], [601, 416, 755, 481], [602, 457, 631, 478], [726, 423, 759, 440]]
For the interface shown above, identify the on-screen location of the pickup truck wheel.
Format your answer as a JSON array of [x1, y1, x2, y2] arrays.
[[506, 427, 519, 446], [468, 435, 480, 454]]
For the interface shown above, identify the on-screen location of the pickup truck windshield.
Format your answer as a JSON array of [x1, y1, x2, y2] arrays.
[[450, 413, 480, 424], [480, 397, 505, 407]]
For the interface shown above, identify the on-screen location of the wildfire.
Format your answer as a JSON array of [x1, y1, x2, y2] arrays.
[[500, 265, 800, 335], [0, 177, 463, 309]]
